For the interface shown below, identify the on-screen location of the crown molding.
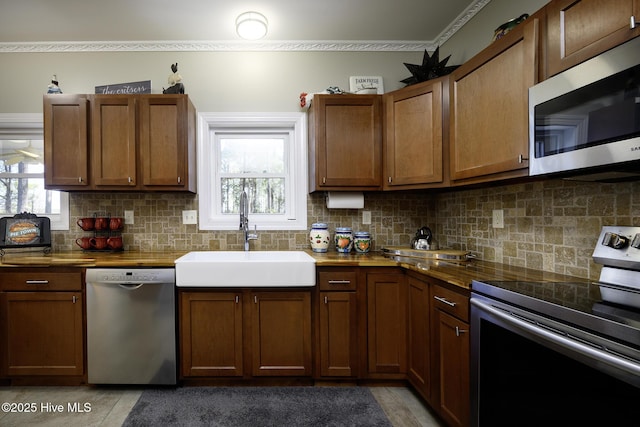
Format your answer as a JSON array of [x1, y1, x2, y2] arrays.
[[0, 0, 490, 53]]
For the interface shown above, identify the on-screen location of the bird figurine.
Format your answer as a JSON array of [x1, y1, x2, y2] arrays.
[[163, 63, 185, 94]]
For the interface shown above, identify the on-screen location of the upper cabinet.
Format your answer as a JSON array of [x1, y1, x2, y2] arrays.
[[383, 77, 447, 190], [308, 94, 382, 192], [43, 95, 90, 189], [449, 17, 540, 185], [545, 0, 640, 77], [44, 94, 196, 192]]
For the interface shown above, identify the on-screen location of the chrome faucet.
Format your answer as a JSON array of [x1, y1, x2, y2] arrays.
[[239, 190, 258, 251]]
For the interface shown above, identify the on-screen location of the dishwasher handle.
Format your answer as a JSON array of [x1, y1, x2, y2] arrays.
[[118, 283, 145, 290]]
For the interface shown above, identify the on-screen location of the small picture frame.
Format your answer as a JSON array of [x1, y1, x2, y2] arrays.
[[349, 76, 384, 94]]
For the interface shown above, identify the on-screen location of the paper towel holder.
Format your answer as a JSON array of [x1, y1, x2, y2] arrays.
[[326, 191, 365, 209]]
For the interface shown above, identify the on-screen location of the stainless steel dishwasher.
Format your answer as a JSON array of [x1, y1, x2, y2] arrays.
[[86, 268, 177, 385]]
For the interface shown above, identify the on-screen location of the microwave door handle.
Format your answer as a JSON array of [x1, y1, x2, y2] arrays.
[[471, 298, 640, 378]]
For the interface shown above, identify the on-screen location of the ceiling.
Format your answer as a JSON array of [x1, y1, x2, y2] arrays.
[[0, 0, 489, 51]]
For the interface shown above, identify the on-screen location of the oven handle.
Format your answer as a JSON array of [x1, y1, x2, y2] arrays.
[[471, 298, 640, 377]]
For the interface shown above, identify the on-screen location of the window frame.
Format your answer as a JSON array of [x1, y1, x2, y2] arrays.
[[0, 114, 69, 231], [197, 112, 308, 231]]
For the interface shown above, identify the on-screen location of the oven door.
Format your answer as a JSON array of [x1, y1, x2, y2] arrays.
[[470, 294, 640, 426]]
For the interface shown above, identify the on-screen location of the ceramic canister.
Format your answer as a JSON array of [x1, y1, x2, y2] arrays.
[[353, 231, 371, 253], [309, 223, 330, 252], [335, 227, 353, 253]]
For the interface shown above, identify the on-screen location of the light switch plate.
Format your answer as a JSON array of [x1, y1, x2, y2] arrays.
[[182, 210, 197, 225], [124, 210, 134, 225], [362, 210, 372, 225], [492, 209, 504, 228]]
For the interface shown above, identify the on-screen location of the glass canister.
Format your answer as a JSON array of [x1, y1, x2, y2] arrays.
[[335, 227, 353, 253], [309, 223, 330, 252], [353, 231, 371, 253]]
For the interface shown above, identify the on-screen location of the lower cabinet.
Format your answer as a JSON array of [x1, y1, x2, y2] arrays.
[[407, 273, 431, 401], [0, 269, 84, 380], [365, 269, 407, 377], [431, 282, 470, 427], [179, 289, 312, 378]]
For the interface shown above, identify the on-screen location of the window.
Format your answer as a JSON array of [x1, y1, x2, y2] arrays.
[[0, 114, 69, 230], [198, 112, 307, 230]]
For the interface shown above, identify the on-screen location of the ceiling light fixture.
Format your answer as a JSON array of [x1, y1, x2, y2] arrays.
[[236, 11, 268, 40]]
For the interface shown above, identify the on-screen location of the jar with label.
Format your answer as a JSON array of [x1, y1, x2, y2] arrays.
[[309, 223, 330, 252], [353, 231, 371, 253], [335, 227, 353, 253]]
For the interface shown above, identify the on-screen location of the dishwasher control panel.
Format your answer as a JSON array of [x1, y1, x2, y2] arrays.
[[85, 268, 176, 284]]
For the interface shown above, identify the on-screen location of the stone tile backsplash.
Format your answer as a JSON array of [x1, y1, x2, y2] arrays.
[[56, 178, 640, 281]]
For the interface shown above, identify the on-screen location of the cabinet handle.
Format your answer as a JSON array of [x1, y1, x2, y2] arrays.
[[128, 177, 133, 183], [388, 176, 392, 183], [25, 280, 49, 285], [177, 176, 182, 184], [322, 177, 326, 184], [72, 295, 77, 304], [235, 295, 239, 304], [631, 15, 636, 29], [518, 154, 529, 163], [434, 295, 456, 307], [254, 295, 258, 304], [455, 326, 467, 337], [78, 177, 83, 183], [328, 280, 351, 285], [324, 296, 328, 304]]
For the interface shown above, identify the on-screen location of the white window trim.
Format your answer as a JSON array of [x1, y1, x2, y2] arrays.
[[197, 112, 308, 231], [0, 114, 69, 230]]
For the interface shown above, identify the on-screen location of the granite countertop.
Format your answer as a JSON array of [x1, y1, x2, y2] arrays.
[[0, 249, 583, 291]]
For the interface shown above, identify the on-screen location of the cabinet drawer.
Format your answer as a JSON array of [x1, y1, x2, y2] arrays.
[[318, 270, 357, 291], [431, 284, 469, 322], [0, 271, 83, 291]]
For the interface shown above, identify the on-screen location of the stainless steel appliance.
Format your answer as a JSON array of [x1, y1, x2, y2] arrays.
[[529, 36, 640, 180], [86, 268, 177, 385], [471, 226, 640, 426]]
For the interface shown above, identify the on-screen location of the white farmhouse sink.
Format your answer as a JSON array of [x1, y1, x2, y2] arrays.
[[175, 251, 316, 287]]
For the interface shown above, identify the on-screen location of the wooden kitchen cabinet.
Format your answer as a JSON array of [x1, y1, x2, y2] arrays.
[[431, 282, 470, 427], [0, 268, 84, 380], [365, 269, 407, 377], [44, 94, 196, 192], [316, 268, 359, 378], [251, 291, 312, 376], [449, 17, 540, 185], [179, 291, 244, 377], [406, 272, 432, 402], [308, 94, 382, 192], [384, 77, 447, 189], [43, 94, 90, 189], [179, 289, 312, 378], [545, 0, 640, 78]]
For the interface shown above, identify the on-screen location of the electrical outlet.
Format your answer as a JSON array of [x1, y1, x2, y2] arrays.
[[124, 210, 134, 225], [362, 210, 372, 225], [492, 209, 504, 229], [182, 210, 197, 225]]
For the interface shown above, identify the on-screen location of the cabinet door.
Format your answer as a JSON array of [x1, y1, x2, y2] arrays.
[[436, 310, 470, 427], [450, 18, 539, 184], [319, 291, 357, 377], [179, 291, 243, 377], [366, 271, 407, 376], [92, 95, 137, 187], [251, 292, 312, 376], [1, 291, 83, 377], [384, 78, 444, 189], [407, 275, 431, 401], [309, 94, 382, 191], [546, 0, 640, 77], [43, 95, 90, 189], [139, 95, 195, 191]]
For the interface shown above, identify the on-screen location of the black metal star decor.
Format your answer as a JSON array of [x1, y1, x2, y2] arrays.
[[400, 46, 459, 86]]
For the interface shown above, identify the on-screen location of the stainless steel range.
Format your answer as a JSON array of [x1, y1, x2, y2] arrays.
[[470, 226, 640, 426]]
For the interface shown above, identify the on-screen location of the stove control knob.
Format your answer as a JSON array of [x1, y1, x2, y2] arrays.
[[631, 233, 640, 249], [602, 232, 629, 249]]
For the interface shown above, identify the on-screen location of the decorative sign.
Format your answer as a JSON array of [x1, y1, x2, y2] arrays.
[[349, 76, 384, 94], [0, 213, 51, 251], [95, 80, 151, 94]]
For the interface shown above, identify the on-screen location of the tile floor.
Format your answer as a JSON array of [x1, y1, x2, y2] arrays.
[[0, 385, 444, 427]]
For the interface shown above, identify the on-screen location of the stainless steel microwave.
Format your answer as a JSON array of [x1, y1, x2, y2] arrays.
[[529, 36, 640, 180]]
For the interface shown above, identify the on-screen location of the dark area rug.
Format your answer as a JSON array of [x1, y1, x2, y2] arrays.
[[122, 386, 392, 427]]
